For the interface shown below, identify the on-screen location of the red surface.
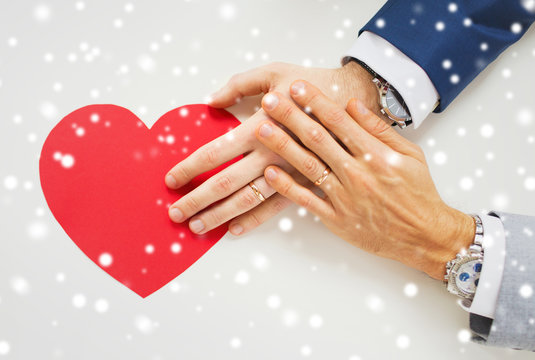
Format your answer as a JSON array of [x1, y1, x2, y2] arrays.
[[40, 104, 241, 298]]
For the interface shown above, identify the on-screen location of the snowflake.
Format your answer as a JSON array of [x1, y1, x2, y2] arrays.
[[278, 217, 293, 232], [511, 22, 522, 34], [94, 298, 109, 313], [396, 335, 410, 349], [520, 284, 533, 298], [99, 252, 113, 267], [219, 3, 237, 21], [366, 294, 384, 313], [433, 151, 447, 165], [282, 309, 299, 327], [72, 293, 87, 308], [33, 4, 51, 22], [459, 177, 474, 191], [3, 175, 18, 190], [457, 329, 471, 343], [266, 294, 281, 309], [375, 18, 385, 28], [404, 283, 418, 297], [309, 314, 323, 329], [234, 270, 250, 284]]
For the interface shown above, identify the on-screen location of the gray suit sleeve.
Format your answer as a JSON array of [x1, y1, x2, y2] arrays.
[[469, 211, 535, 350]]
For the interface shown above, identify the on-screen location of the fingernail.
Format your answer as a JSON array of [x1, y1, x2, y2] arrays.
[[169, 207, 184, 222], [262, 93, 279, 110], [259, 123, 273, 137], [265, 168, 278, 181], [291, 81, 305, 95], [230, 224, 244, 235], [190, 219, 205, 233], [356, 99, 369, 115], [165, 174, 178, 188]]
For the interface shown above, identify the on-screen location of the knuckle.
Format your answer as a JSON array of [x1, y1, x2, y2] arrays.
[[207, 210, 224, 226], [302, 156, 319, 177], [344, 166, 361, 180], [239, 191, 259, 208], [201, 146, 218, 166], [279, 180, 293, 196], [369, 118, 391, 137], [306, 127, 325, 145], [173, 165, 190, 182], [306, 90, 322, 105], [275, 136, 290, 153], [324, 107, 346, 126], [279, 104, 294, 123], [213, 175, 233, 194], [183, 196, 201, 214], [247, 211, 263, 227], [296, 194, 312, 209]]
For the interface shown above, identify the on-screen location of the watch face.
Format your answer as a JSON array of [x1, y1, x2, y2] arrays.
[[385, 87, 409, 120], [455, 260, 483, 295]]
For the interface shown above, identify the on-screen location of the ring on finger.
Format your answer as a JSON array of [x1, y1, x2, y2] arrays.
[[314, 167, 331, 186], [249, 181, 266, 202]]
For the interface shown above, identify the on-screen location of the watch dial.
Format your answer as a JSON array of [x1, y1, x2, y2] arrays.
[[385, 87, 409, 119], [455, 260, 483, 295]]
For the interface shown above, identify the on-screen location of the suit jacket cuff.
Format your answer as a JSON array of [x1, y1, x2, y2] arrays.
[[342, 31, 439, 129]]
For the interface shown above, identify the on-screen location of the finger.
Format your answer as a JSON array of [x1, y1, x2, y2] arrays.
[[168, 153, 265, 223], [165, 112, 260, 189], [208, 66, 272, 108], [346, 99, 424, 161], [255, 119, 342, 195], [227, 170, 312, 235], [260, 92, 352, 175], [264, 165, 335, 220], [228, 193, 293, 235], [187, 177, 276, 234], [288, 80, 378, 156]]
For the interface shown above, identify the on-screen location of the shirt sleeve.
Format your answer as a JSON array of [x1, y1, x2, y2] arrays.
[[470, 214, 506, 319], [342, 31, 439, 128]]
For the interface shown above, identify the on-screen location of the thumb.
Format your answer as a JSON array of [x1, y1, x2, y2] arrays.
[[208, 66, 273, 108], [346, 99, 423, 160]]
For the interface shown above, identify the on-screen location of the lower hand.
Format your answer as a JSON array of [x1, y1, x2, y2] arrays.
[[255, 80, 475, 280], [165, 61, 380, 236]]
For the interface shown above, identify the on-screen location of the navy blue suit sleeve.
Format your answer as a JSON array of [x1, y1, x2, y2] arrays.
[[360, 1, 535, 112]]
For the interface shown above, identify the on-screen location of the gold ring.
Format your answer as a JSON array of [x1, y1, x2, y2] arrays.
[[314, 167, 331, 186], [249, 181, 266, 202]]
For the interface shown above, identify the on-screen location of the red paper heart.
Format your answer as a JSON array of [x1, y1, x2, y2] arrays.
[[40, 104, 241, 298]]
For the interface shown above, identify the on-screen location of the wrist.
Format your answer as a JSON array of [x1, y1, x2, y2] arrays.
[[421, 208, 476, 280], [335, 61, 384, 120]]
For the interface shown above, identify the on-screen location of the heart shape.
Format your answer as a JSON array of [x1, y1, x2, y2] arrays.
[[40, 104, 241, 298]]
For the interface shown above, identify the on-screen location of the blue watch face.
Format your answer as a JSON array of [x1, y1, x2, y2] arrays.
[[385, 87, 409, 120], [455, 259, 483, 295]]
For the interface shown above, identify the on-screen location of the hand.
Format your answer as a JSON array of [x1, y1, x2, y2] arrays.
[[165, 61, 381, 236], [255, 80, 476, 280]]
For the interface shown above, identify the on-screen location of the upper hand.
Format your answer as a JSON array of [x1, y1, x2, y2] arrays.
[[256, 80, 475, 280], [164, 61, 379, 236]]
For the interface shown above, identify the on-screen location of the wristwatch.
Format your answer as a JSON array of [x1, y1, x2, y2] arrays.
[[444, 214, 484, 302], [349, 58, 412, 128]]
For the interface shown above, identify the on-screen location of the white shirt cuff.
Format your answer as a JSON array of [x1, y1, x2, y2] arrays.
[[470, 214, 506, 319], [343, 31, 439, 128]]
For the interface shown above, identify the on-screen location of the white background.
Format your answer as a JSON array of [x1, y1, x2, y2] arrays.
[[1, 0, 534, 359]]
